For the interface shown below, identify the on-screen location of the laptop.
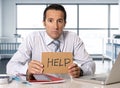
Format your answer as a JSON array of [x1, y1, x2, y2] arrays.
[[76, 53, 120, 85]]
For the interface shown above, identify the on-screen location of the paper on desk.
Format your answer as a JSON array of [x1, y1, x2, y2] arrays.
[[30, 74, 66, 84]]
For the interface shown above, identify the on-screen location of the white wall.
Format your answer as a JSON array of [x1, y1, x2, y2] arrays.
[[1, 0, 119, 37], [119, 0, 120, 31], [2, 0, 16, 37], [0, 0, 2, 36]]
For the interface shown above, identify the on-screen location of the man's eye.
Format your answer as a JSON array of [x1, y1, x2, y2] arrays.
[[58, 20, 63, 23], [48, 19, 53, 22]]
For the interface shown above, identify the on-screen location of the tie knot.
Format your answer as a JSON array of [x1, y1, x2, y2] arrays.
[[52, 40, 60, 52], [53, 40, 60, 46]]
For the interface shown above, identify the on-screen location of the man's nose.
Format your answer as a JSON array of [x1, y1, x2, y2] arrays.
[[54, 21, 58, 29]]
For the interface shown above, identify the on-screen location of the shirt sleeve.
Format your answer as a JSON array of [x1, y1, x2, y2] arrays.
[[6, 34, 32, 75], [73, 35, 96, 75]]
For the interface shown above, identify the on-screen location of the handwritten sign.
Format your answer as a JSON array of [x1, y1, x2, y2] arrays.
[[42, 52, 73, 74]]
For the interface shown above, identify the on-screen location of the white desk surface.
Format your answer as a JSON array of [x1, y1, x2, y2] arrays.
[[0, 78, 120, 88]]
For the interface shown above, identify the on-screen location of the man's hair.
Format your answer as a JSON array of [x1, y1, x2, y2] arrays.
[[43, 4, 66, 22]]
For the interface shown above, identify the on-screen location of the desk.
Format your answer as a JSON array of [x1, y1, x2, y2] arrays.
[[0, 78, 120, 88]]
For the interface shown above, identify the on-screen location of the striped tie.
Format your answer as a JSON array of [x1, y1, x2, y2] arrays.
[[52, 40, 60, 52]]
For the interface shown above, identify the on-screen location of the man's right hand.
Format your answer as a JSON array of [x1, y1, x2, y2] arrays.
[[26, 60, 44, 80]]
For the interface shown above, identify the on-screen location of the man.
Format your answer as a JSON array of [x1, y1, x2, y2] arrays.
[[7, 4, 95, 80]]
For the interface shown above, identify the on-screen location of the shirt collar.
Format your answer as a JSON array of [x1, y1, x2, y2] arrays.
[[44, 31, 64, 46]]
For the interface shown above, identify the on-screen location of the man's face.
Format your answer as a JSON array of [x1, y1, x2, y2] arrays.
[[43, 10, 66, 39]]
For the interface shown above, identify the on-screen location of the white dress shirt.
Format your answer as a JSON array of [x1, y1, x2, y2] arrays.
[[6, 31, 95, 78]]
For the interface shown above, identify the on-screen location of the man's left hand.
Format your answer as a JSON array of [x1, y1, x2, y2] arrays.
[[68, 63, 81, 78]]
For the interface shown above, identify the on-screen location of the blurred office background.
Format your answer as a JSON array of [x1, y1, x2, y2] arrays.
[[0, 0, 120, 74]]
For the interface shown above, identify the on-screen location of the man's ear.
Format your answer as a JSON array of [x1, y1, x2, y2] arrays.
[[64, 21, 66, 27], [43, 21, 46, 26]]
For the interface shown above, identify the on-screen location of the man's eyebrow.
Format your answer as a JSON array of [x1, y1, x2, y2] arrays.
[[58, 18, 63, 20], [47, 18, 63, 20], [47, 18, 53, 19]]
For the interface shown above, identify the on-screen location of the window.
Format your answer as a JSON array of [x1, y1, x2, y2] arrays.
[[110, 5, 119, 37], [79, 5, 108, 54], [79, 5, 108, 28], [16, 4, 119, 55], [63, 5, 77, 28], [17, 5, 46, 28]]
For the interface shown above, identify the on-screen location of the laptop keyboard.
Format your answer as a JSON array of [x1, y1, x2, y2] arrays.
[[91, 77, 106, 81]]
